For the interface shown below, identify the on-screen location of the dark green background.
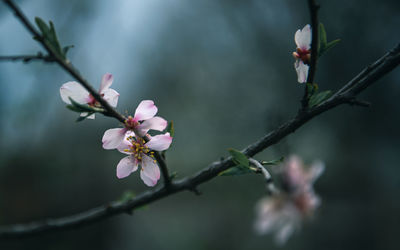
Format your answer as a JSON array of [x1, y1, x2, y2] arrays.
[[0, 0, 399, 249]]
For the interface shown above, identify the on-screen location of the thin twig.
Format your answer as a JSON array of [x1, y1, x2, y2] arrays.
[[0, 54, 55, 63], [0, 42, 399, 238], [301, 0, 320, 108], [2, 0, 171, 185]]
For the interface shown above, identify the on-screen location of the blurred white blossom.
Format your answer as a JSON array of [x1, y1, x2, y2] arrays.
[[255, 155, 324, 245]]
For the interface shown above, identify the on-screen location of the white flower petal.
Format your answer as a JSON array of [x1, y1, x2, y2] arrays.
[[295, 24, 311, 50], [134, 100, 158, 121], [99, 73, 113, 93], [140, 154, 160, 186], [275, 223, 295, 246], [102, 128, 127, 149], [80, 112, 96, 119], [145, 133, 172, 151], [136, 116, 167, 136], [60, 81, 90, 104], [116, 156, 138, 179], [308, 161, 325, 184], [295, 60, 309, 83], [102, 88, 120, 108]]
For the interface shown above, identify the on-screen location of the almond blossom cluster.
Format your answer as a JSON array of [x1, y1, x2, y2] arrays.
[[293, 25, 311, 83], [254, 155, 324, 245], [60, 73, 172, 186]]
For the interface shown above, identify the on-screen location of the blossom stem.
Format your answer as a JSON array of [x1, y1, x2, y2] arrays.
[[249, 158, 278, 195]]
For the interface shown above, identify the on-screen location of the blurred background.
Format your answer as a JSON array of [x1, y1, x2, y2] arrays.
[[0, 0, 399, 249]]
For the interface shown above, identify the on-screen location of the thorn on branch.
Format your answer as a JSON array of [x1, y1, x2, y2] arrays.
[[188, 186, 202, 195], [348, 98, 371, 107]]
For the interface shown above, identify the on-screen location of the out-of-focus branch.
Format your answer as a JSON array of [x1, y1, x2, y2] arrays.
[[0, 42, 399, 239], [301, 0, 320, 108], [0, 53, 55, 63], [1, 0, 171, 185]]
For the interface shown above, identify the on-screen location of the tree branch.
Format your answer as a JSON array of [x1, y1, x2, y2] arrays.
[[0, 42, 399, 239], [1, 0, 171, 185]]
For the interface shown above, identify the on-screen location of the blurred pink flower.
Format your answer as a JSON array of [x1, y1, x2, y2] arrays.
[[60, 73, 119, 119], [116, 132, 172, 186], [254, 155, 324, 245], [102, 100, 168, 150], [293, 25, 311, 83]]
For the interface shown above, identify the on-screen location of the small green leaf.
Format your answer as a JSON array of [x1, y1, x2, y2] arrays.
[[218, 165, 258, 176], [261, 157, 284, 166], [228, 148, 249, 167], [319, 23, 327, 48], [48, 21, 64, 57], [166, 121, 174, 137], [324, 39, 341, 53], [35, 17, 50, 36], [35, 17, 67, 59], [308, 90, 332, 107], [306, 82, 319, 97]]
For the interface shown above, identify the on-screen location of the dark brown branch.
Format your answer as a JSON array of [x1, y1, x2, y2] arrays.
[[0, 53, 55, 63], [301, 0, 320, 108], [2, 0, 171, 185], [0, 42, 399, 239]]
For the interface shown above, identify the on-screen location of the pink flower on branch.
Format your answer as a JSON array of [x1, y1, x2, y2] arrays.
[[116, 132, 172, 186], [293, 25, 311, 83], [60, 73, 119, 119], [102, 100, 167, 150], [255, 155, 324, 245]]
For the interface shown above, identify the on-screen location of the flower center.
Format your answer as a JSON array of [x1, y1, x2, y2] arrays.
[[87, 93, 103, 107], [124, 116, 140, 130], [124, 136, 155, 163], [293, 48, 311, 63]]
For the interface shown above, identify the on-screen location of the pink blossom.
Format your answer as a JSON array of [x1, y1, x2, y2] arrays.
[[254, 155, 324, 245], [116, 132, 172, 186], [293, 25, 311, 83], [102, 100, 168, 150], [60, 73, 119, 119]]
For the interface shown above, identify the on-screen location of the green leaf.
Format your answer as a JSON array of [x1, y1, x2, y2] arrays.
[[166, 121, 174, 137], [35, 17, 50, 36], [317, 22, 340, 58], [324, 39, 341, 53], [34, 17, 68, 59], [319, 23, 327, 49], [228, 148, 249, 167], [306, 83, 319, 98], [48, 21, 64, 57], [218, 165, 258, 176], [308, 90, 332, 107], [261, 157, 284, 166]]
